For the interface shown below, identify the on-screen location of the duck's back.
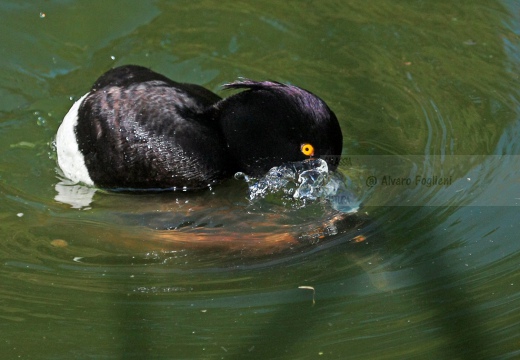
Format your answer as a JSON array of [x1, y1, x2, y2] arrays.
[[57, 66, 230, 190]]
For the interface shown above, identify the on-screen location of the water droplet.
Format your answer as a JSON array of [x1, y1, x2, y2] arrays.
[[37, 116, 46, 126]]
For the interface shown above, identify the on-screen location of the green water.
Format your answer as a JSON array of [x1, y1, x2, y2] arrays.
[[1, 1, 520, 359]]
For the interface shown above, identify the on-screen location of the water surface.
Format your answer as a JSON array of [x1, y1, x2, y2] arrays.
[[1, 1, 520, 359]]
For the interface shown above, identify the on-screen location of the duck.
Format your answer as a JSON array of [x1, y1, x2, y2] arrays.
[[56, 65, 343, 191]]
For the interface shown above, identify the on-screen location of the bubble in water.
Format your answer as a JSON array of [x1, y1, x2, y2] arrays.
[[36, 116, 46, 126]]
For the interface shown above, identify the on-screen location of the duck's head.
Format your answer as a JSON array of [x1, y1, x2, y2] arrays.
[[216, 80, 343, 176]]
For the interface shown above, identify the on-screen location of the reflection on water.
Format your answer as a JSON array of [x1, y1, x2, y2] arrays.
[[54, 178, 96, 209], [1, 0, 520, 359], [51, 157, 367, 258]]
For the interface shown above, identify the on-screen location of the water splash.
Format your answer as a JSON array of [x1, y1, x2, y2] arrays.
[[235, 159, 361, 213]]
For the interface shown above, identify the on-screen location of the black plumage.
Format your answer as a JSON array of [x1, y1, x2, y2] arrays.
[[59, 65, 343, 190]]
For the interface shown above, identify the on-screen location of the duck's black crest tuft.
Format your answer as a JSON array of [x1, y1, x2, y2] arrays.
[[222, 79, 286, 91]]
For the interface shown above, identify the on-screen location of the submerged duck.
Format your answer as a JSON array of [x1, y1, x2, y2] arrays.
[[56, 65, 343, 190]]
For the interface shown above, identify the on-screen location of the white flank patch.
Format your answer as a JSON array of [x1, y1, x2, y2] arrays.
[[56, 93, 94, 186]]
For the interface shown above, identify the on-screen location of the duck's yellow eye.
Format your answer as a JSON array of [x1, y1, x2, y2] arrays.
[[300, 143, 315, 157]]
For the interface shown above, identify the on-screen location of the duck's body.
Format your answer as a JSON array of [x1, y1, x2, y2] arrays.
[[56, 65, 343, 190]]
